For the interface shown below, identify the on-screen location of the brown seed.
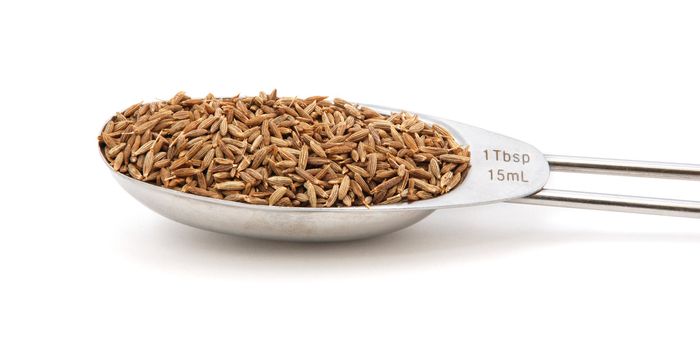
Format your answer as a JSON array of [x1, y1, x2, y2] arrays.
[[446, 172, 462, 191], [402, 133, 418, 151], [420, 146, 449, 156], [309, 140, 326, 158], [153, 159, 170, 169], [397, 164, 406, 178], [441, 162, 457, 174], [238, 156, 251, 172], [381, 194, 403, 205], [439, 154, 470, 164], [414, 179, 441, 194], [122, 102, 142, 118], [299, 144, 309, 170], [214, 181, 246, 191], [407, 122, 425, 133], [134, 119, 160, 134], [170, 156, 189, 170], [455, 162, 470, 175], [353, 173, 371, 193], [250, 134, 263, 152], [107, 143, 126, 157], [296, 193, 309, 202], [132, 140, 156, 156], [344, 104, 362, 117], [326, 145, 353, 154], [305, 181, 317, 207], [186, 186, 222, 199], [143, 150, 155, 177], [356, 142, 366, 162], [251, 146, 270, 169], [244, 196, 268, 205], [268, 187, 288, 206], [429, 158, 441, 179], [346, 164, 370, 178], [172, 168, 199, 178], [127, 164, 143, 180], [440, 171, 453, 188], [346, 129, 369, 142], [268, 176, 293, 186], [112, 152, 124, 172], [350, 180, 364, 199], [325, 184, 339, 207], [338, 175, 351, 199], [375, 169, 397, 179], [367, 153, 378, 178], [213, 172, 230, 180], [371, 176, 402, 194], [416, 191, 433, 200]]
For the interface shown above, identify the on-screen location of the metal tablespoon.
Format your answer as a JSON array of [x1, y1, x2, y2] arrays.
[[100, 104, 700, 242]]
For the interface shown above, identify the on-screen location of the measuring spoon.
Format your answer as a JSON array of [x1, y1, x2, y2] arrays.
[[101, 104, 700, 241]]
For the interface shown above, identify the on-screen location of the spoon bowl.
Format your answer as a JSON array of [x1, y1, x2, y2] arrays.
[[102, 105, 550, 241]]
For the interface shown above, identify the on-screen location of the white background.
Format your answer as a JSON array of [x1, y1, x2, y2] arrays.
[[1, 1, 699, 349]]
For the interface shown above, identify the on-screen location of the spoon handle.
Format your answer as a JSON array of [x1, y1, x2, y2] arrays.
[[513, 189, 700, 218], [545, 155, 700, 180], [510, 155, 700, 218]]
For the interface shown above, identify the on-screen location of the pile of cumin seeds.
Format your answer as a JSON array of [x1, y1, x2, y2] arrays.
[[98, 91, 471, 207]]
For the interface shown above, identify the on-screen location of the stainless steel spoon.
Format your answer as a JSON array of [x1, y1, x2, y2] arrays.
[[101, 104, 700, 241]]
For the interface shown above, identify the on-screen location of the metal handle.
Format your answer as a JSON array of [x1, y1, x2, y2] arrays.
[[546, 155, 700, 180], [510, 155, 700, 218]]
